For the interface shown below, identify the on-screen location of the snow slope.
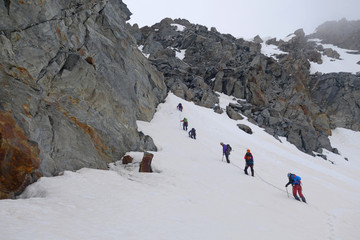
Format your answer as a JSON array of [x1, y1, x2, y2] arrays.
[[260, 37, 360, 74], [261, 42, 288, 61], [1, 93, 359, 240], [308, 40, 360, 74]]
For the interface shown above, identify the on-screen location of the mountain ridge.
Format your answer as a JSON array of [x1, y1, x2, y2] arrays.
[[131, 18, 360, 156]]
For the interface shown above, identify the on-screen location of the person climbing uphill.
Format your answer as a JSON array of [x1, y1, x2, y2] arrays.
[[285, 173, 307, 203], [180, 117, 188, 130], [177, 103, 183, 112], [220, 142, 231, 164], [244, 149, 254, 176], [188, 128, 196, 139]]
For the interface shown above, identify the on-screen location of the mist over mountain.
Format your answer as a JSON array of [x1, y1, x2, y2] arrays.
[[0, 0, 359, 199], [309, 18, 360, 51]]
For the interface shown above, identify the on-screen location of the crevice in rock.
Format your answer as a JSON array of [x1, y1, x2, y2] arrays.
[[3, 0, 10, 15], [47, 115, 56, 161], [36, 50, 66, 84]]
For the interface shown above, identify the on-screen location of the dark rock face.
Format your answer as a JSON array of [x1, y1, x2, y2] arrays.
[[132, 19, 360, 155], [309, 73, 360, 131], [0, 0, 167, 197]]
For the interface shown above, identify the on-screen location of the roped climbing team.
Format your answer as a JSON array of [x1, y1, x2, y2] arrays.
[[176, 102, 307, 203]]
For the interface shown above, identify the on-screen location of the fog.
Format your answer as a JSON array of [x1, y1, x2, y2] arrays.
[[126, 0, 360, 39]]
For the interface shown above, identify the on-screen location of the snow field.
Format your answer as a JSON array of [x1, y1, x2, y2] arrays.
[[0, 92, 359, 240]]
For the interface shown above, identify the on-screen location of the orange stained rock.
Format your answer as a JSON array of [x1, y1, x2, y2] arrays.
[[0, 111, 41, 199]]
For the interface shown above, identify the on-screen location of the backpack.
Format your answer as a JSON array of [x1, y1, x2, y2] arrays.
[[245, 152, 252, 160], [226, 144, 232, 154], [293, 175, 301, 185]]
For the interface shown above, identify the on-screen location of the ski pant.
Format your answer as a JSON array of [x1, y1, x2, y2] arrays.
[[183, 122, 188, 130], [224, 153, 230, 163], [292, 185, 304, 198], [244, 164, 254, 176]]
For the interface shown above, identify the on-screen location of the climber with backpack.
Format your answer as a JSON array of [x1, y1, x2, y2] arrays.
[[244, 149, 254, 176], [180, 117, 188, 130], [285, 173, 307, 203], [188, 128, 196, 139], [177, 103, 183, 112], [220, 142, 231, 164]]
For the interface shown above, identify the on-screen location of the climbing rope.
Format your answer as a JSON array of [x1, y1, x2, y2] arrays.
[[254, 169, 287, 193], [230, 162, 242, 170], [229, 161, 286, 193]]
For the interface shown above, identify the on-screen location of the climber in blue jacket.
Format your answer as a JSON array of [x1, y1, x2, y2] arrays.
[[286, 173, 306, 203]]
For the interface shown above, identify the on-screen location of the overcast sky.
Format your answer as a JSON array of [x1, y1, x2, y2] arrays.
[[125, 0, 360, 39]]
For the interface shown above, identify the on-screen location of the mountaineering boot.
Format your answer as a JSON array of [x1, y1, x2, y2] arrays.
[[301, 196, 307, 203], [294, 195, 300, 201], [244, 169, 248, 175]]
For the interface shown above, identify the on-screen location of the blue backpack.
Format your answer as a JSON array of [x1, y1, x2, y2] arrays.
[[289, 174, 301, 185]]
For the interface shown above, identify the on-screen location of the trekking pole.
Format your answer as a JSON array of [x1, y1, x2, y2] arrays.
[[286, 186, 289, 198], [222, 153, 224, 162]]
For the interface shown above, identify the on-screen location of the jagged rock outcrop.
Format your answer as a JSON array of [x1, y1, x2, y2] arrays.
[[0, 0, 167, 198], [132, 18, 360, 156], [309, 73, 360, 131]]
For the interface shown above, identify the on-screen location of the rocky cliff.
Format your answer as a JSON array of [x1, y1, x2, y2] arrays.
[[0, 0, 167, 198]]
